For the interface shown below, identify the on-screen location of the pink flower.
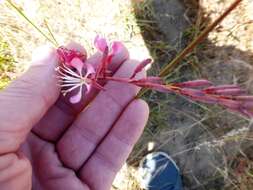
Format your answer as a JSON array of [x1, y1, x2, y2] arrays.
[[56, 47, 95, 104], [94, 35, 127, 78], [57, 47, 86, 71], [94, 35, 125, 59]]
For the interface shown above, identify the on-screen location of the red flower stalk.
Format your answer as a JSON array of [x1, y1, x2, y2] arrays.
[[56, 37, 253, 118]]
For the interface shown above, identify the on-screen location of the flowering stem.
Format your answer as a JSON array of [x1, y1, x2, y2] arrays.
[[57, 45, 253, 117], [137, 0, 243, 98], [6, 0, 58, 47]]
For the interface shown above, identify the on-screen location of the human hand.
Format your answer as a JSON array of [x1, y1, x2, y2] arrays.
[[0, 43, 149, 190]]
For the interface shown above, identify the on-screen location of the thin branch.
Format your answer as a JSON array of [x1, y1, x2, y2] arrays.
[[137, 0, 243, 98], [6, 0, 58, 47], [44, 19, 59, 46]]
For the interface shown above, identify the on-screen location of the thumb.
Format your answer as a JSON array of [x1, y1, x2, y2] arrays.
[[0, 45, 60, 154]]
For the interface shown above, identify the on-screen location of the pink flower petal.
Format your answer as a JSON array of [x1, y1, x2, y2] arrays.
[[57, 46, 86, 65], [130, 59, 152, 79], [94, 35, 108, 52], [105, 41, 126, 64], [70, 87, 82, 104], [70, 58, 84, 74], [110, 41, 124, 56], [85, 84, 92, 94]]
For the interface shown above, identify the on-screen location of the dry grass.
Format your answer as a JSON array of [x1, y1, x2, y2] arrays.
[[0, 37, 15, 89], [0, 0, 149, 73], [1, 0, 253, 189], [201, 0, 253, 52]]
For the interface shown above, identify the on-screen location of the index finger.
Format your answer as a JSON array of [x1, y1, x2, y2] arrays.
[[32, 42, 129, 141]]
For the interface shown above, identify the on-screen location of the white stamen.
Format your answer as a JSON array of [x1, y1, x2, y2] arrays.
[[57, 64, 91, 98], [61, 83, 82, 87], [61, 84, 82, 96], [62, 64, 82, 78]]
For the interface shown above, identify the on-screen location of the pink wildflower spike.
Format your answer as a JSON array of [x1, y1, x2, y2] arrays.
[[173, 79, 213, 88], [130, 58, 152, 79], [56, 38, 253, 118]]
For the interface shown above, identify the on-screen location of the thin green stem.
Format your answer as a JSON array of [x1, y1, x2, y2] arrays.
[[6, 0, 57, 47], [137, 0, 243, 98], [44, 19, 59, 46]]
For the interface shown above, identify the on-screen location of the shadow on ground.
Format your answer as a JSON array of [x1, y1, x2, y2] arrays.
[[129, 0, 253, 189]]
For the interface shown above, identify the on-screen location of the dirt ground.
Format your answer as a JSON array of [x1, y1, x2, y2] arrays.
[[1, 0, 253, 189], [132, 0, 253, 189]]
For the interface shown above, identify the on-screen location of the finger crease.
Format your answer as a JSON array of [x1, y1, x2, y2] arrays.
[[74, 123, 101, 145], [93, 151, 118, 174]]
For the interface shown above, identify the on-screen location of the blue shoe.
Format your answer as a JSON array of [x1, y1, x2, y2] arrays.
[[139, 152, 183, 190]]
